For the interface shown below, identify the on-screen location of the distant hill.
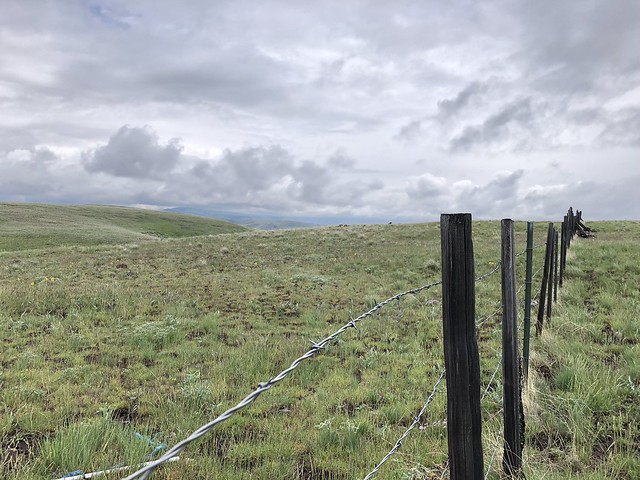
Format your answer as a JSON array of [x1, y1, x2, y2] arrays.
[[0, 203, 246, 252], [165, 206, 318, 230]]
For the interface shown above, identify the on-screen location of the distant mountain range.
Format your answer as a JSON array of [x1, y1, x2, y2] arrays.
[[164, 206, 408, 230], [165, 207, 318, 230]]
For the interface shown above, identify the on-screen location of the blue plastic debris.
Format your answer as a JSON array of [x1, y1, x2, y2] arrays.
[[135, 432, 167, 458]]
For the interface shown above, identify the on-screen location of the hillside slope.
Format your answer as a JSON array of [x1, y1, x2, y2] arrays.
[[0, 203, 246, 251]]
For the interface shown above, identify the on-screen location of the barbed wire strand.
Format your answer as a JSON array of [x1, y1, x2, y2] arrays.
[[484, 428, 503, 480], [477, 301, 502, 329], [515, 246, 529, 258], [362, 368, 446, 480], [475, 262, 501, 283], [531, 264, 544, 281], [481, 356, 503, 402], [439, 460, 449, 480], [122, 280, 443, 480], [533, 241, 546, 250], [414, 243, 544, 480]]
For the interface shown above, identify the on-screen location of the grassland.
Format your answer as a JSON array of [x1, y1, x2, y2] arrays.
[[0, 212, 638, 479], [0, 203, 246, 251]]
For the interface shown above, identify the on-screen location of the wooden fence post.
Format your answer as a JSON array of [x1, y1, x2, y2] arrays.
[[501, 219, 523, 477], [553, 229, 559, 303], [440, 214, 484, 479], [569, 207, 575, 242], [522, 221, 534, 381], [567, 207, 575, 249], [536, 223, 554, 336], [546, 225, 555, 322], [560, 217, 568, 287]]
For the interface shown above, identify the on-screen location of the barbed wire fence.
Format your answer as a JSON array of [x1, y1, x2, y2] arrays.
[[123, 279, 445, 480], [49, 214, 581, 480], [120, 247, 525, 480], [141, 224, 556, 479]]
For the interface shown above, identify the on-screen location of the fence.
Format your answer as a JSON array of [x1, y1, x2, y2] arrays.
[[55, 208, 587, 480], [440, 207, 586, 479]]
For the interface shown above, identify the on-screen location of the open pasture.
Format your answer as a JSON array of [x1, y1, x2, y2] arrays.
[[0, 212, 638, 479]]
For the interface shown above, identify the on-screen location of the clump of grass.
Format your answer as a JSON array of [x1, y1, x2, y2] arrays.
[[36, 411, 151, 478]]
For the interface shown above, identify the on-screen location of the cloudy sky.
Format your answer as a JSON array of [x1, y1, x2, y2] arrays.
[[1, 1, 639, 222]]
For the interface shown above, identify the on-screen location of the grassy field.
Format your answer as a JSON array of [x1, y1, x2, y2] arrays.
[[0, 203, 246, 251], [0, 211, 638, 479]]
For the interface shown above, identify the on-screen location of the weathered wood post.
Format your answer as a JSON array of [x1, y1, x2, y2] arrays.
[[536, 223, 554, 335], [569, 207, 575, 241], [553, 229, 559, 303], [522, 221, 534, 380], [546, 225, 555, 322], [560, 216, 568, 287], [440, 214, 484, 479], [501, 219, 523, 477]]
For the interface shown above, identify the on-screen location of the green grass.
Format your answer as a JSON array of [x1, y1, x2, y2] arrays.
[[0, 215, 638, 479], [523, 221, 640, 479], [0, 203, 246, 251]]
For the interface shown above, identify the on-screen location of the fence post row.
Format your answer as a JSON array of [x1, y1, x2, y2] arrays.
[[501, 219, 524, 478], [107, 207, 589, 480], [438, 207, 584, 479], [522, 222, 534, 381], [440, 213, 484, 479]]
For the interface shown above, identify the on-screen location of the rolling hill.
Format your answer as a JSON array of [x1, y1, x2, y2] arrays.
[[0, 203, 246, 252]]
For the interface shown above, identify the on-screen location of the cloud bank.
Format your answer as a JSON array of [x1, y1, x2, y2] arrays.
[[0, 1, 639, 221]]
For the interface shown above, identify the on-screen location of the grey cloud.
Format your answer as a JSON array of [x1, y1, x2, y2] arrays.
[[567, 107, 606, 126], [523, 176, 640, 220], [142, 45, 294, 107], [83, 126, 182, 179], [437, 82, 485, 118], [89, 4, 140, 29], [0, 147, 143, 203], [449, 99, 533, 151], [394, 120, 423, 143], [406, 173, 448, 199], [520, 1, 640, 95], [404, 170, 526, 219], [453, 170, 525, 217], [183, 144, 382, 208], [0, 152, 58, 198], [0, 128, 37, 154], [289, 161, 333, 204], [327, 149, 356, 169], [597, 108, 640, 147], [188, 145, 294, 197], [77, 125, 387, 211]]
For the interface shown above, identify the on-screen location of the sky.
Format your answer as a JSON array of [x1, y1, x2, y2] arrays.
[[1, 0, 639, 223]]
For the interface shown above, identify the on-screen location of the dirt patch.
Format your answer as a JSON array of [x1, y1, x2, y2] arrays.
[[531, 430, 571, 453], [0, 432, 40, 470], [110, 403, 141, 423], [536, 363, 553, 381], [591, 434, 614, 464]]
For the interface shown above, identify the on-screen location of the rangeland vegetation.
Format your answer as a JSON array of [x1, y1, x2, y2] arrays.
[[0, 204, 638, 479], [0, 203, 245, 252]]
